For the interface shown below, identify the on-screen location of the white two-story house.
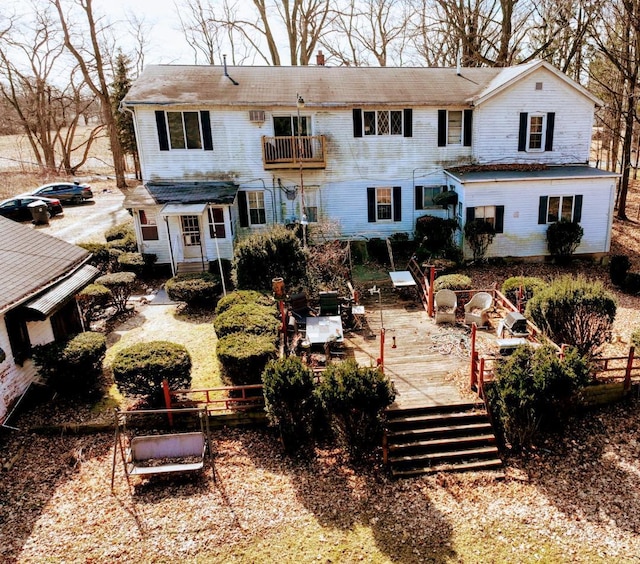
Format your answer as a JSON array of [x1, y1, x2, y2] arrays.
[[122, 59, 617, 270]]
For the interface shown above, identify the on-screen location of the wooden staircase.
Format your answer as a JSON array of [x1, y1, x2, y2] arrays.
[[176, 261, 207, 274], [385, 402, 502, 478]]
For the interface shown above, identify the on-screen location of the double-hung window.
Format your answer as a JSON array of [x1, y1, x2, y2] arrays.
[[466, 205, 504, 233], [447, 111, 463, 144], [367, 186, 402, 222], [438, 109, 472, 146], [248, 191, 266, 225], [208, 207, 226, 238], [139, 210, 159, 240], [539, 195, 583, 224], [519, 112, 555, 152], [474, 206, 496, 228]]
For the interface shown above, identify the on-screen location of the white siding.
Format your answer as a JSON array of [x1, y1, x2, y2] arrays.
[[0, 315, 37, 424], [473, 67, 595, 165], [459, 176, 615, 259]]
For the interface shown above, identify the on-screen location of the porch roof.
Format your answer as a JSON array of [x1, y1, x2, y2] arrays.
[[445, 164, 620, 184], [123, 181, 239, 208]]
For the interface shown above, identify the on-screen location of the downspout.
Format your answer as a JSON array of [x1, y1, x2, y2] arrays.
[[165, 216, 176, 276]]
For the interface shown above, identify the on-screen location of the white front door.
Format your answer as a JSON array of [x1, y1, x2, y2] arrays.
[[181, 215, 202, 259]]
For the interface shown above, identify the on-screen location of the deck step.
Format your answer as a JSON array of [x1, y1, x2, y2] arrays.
[[385, 402, 502, 478], [387, 423, 494, 443], [386, 411, 489, 431], [391, 458, 504, 478], [176, 262, 207, 274]]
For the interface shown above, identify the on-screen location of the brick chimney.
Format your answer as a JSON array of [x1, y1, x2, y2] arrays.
[[316, 50, 325, 66]]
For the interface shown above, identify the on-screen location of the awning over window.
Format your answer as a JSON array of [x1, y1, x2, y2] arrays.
[[22, 264, 100, 320], [160, 203, 208, 216]]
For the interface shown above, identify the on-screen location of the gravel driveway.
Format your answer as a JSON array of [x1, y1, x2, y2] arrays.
[[31, 182, 130, 244]]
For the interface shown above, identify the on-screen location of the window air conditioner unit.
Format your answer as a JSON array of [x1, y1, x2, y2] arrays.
[[249, 110, 265, 123]]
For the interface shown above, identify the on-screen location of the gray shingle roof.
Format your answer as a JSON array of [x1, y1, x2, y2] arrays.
[[124, 65, 505, 108], [0, 216, 90, 313]]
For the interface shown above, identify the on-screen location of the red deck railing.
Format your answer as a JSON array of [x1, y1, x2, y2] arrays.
[[165, 382, 265, 414]]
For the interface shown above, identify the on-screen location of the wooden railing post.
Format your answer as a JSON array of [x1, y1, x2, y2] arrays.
[[382, 433, 388, 466], [478, 357, 486, 400], [162, 379, 173, 427], [470, 322, 478, 390], [428, 266, 435, 317], [624, 346, 635, 392]]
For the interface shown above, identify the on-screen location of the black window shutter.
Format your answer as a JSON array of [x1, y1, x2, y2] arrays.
[[367, 187, 376, 222], [415, 186, 423, 210], [518, 112, 528, 152], [403, 109, 413, 137], [353, 109, 363, 138], [438, 110, 447, 147], [545, 112, 555, 151], [238, 191, 249, 227], [466, 207, 475, 222], [393, 186, 402, 222], [463, 109, 473, 146], [573, 194, 583, 223], [200, 111, 213, 150], [155, 111, 169, 151], [538, 196, 548, 224], [495, 205, 505, 233]]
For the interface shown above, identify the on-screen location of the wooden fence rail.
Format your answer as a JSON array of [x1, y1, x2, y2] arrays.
[[166, 383, 265, 414]]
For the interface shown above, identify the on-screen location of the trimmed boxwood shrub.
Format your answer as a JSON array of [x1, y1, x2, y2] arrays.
[[165, 272, 221, 305], [107, 232, 137, 252], [609, 254, 631, 287], [317, 359, 396, 460], [77, 242, 117, 273], [77, 283, 111, 325], [624, 272, 640, 294], [216, 333, 277, 385], [111, 341, 192, 402], [215, 290, 273, 315], [33, 331, 107, 393], [501, 276, 547, 306], [262, 356, 318, 452], [213, 304, 279, 338], [525, 276, 616, 357], [433, 273, 472, 292], [117, 252, 145, 274], [95, 271, 137, 313]]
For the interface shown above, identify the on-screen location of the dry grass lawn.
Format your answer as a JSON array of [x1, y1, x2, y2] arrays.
[[2, 133, 640, 562]]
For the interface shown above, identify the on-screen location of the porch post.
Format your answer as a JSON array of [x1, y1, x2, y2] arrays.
[[428, 266, 435, 317], [470, 322, 477, 390]]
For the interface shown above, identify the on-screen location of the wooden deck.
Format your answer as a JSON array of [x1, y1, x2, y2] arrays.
[[343, 285, 480, 411]]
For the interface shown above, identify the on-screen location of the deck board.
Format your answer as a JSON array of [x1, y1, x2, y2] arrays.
[[343, 286, 478, 410]]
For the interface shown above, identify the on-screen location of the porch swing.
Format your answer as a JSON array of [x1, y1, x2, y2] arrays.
[[111, 407, 214, 490]]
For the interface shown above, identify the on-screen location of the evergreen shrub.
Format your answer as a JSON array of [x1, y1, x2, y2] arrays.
[[216, 333, 277, 385]]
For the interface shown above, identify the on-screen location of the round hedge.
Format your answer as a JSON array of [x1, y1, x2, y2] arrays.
[[216, 333, 277, 385], [433, 274, 472, 292], [165, 272, 221, 305], [213, 304, 279, 338], [215, 290, 273, 315], [111, 341, 192, 401]]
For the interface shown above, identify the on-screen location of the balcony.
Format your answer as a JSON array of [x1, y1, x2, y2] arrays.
[[262, 135, 326, 169]]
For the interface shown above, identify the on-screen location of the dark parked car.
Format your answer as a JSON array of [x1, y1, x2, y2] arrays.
[[30, 181, 93, 204], [0, 195, 63, 222]]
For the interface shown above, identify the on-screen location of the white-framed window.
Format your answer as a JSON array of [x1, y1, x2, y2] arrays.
[[363, 110, 403, 136], [416, 185, 445, 208], [139, 210, 159, 240], [208, 207, 226, 238], [474, 206, 496, 229], [303, 189, 319, 223], [528, 114, 545, 150], [376, 187, 393, 220], [247, 191, 266, 225], [447, 110, 463, 144], [547, 196, 574, 223], [167, 111, 202, 149]]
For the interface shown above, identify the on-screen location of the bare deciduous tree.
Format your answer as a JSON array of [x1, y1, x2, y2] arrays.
[[52, 0, 127, 188]]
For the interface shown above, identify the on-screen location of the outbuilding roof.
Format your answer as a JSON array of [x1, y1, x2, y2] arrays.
[[0, 216, 90, 313], [123, 61, 601, 108]]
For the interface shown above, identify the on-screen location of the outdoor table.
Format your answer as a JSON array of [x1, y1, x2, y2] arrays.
[[305, 315, 344, 345], [389, 271, 416, 288]]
